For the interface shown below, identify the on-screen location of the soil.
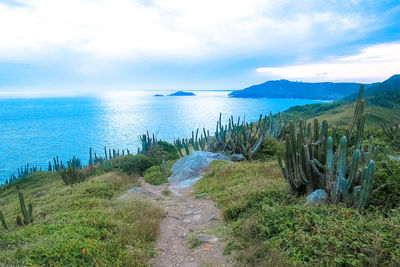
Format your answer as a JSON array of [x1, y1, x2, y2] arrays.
[[122, 180, 233, 267]]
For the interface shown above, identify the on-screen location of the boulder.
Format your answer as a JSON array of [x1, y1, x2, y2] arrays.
[[168, 151, 231, 186], [305, 189, 328, 206]]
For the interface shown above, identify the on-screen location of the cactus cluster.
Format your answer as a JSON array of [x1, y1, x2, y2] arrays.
[[278, 85, 377, 210], [208, 113, 282, 160], [139, 131, 157, 154], [16, 191, 33, 226]]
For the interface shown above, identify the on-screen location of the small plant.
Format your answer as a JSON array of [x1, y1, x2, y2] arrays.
[[60, 166, 86, 185], [161, 188, 170, 196], [0, 210, 8, 230], [18, 191, 33, 225]]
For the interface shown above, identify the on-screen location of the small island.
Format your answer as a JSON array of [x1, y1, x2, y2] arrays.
[[168, 91, 196, 96], [154, 94, 164, 97]]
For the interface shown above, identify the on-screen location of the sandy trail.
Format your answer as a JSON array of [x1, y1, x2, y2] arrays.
[[131, 181, 232, 267]]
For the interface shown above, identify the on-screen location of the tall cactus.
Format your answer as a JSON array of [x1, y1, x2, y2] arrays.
[[278, 85, 376, 209], [18, 191, 33, 225], [0, 210, 8, 230]]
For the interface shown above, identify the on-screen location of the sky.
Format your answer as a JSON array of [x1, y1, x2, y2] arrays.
[[0, 0, 400, 96]]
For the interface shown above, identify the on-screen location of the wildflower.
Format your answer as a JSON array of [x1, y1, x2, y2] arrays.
[[288, 233, 292, 237], [347, 211, 352, 217], [82, 247, 86, 256], [89, 240, 94, 245], [362, 233, 366, 237]]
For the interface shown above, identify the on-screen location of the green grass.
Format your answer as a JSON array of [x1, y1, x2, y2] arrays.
[[0, 171, 164, 266], [194, 160, 400, 266]]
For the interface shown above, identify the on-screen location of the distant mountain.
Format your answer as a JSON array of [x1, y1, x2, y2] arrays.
[[168, 91, 196, 96], [229, 80, 368, 100], [280, 75, 400, 127]]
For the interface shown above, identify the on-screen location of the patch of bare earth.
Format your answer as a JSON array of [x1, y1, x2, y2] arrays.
[[124, 180, 232, 267]]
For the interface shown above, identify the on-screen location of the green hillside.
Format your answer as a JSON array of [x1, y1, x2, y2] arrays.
[[281, 75, 400, 127]]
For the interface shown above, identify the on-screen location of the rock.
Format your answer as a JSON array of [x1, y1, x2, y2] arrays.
[[184, 208, 200, 216], [193, 215, 201, 221], [128, 187, 143, 193], [231, 153, 245, 162], [195, 234, 218, 244], [206, 216, 218, 222], [305, 189, 328, 206], [183, 219, 191, 224], [168, 151, 231, 188], [388, 155, 400, 162], [34, 190, 47, 198]]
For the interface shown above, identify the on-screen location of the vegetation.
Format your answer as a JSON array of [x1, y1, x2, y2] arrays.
[[0, 171, 164, 266], [195, 160, 400, 266], [120, 154, 156, 176], [143, 160, 175, 185]]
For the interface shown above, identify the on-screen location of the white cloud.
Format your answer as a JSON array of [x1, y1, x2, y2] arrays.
[[256, 42, 400, 83], [0, 0, 372, 62]]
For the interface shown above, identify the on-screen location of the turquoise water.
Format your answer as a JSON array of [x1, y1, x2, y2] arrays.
[[0, 91, 323, 182]]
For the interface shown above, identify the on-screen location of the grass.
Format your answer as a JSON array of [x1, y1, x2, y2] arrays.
[[143, 160, 175, 185], [0, 171, 164, 266], [194, 160, 400, 266]]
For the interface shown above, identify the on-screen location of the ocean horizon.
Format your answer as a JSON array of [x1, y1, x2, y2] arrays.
[[0, 91, 325, 183]]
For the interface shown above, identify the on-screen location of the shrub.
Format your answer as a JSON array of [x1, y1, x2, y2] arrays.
[[145, 141, 179, 164], [59, 166, 86, 185], [253, 136, 285, 160], [143, 160, 174, 185], [120, 154, 155, 176], [369, 159, 400, 210]]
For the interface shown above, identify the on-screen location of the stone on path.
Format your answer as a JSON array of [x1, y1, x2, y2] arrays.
[[196, 234, 218, 244]]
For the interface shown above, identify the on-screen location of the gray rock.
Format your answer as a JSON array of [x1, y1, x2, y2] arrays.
[[184, 208, 200, 216], [196, 234, 218, 244], [388, 155, 400, 162], [128, 187, 143, 193], [168, 151, 231, 188], [305, 189, 328, 206], [34, 190, 47, 198], [231, 153, 245, 162], [206, 216, 218, 222]]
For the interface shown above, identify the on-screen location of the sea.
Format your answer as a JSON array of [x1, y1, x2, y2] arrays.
[[0, 90, 325, 183]]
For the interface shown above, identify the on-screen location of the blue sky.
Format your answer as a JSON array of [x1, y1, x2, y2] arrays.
[[0, 0, 399, 96]]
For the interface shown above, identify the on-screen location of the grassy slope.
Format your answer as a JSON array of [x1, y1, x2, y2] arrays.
[[281, 101, 400, 128], [281, 75, 400, 127], [195, 160, 400, 266], [0, 171, 164, 266]]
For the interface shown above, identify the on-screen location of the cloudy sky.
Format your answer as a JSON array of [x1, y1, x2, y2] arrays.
[[0, 0, 399, 96]]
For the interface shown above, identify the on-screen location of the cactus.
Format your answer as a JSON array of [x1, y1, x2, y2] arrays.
[[18, 191, 33, 225], [0, 210, 8, 230], [278, 85, 376, 209]]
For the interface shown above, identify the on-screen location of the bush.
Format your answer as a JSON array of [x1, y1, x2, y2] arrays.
[[145, 141, 179, 164], [59, 166, 87, 185], [143, 160, 174, 185], [369, 159, 400, 210], [253, 136, 285, 161], [120, 155, 155, 175]]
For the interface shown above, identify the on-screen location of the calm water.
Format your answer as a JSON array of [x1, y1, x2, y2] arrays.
[[0, 91, 323, 182]]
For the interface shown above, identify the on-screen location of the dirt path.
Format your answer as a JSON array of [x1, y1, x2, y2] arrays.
[[125, 180, 232, 267]]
